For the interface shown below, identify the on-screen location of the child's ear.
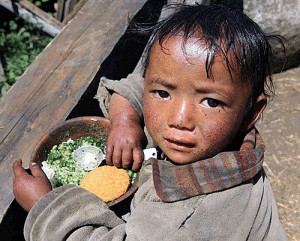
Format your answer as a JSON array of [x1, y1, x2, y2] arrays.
[[239, 95, 268, 132]]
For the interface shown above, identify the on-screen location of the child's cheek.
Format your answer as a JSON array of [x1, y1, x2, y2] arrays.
[[201, 116, 240, 155], [143, 98, 162, 138]]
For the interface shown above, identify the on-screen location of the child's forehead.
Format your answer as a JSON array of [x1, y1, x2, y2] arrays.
[[148, 36, 251, 92], [155, 35, 240, 75], [168, 36, 208, 62]]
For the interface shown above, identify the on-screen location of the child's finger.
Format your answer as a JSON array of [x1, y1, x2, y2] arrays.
[[132, 149, 144, 171], [121, 149, 133, 169], [29, 162, 45, 178], [112, 148, 122, 168], [105, 143, 113, 165], [12, 158, 27, 176]]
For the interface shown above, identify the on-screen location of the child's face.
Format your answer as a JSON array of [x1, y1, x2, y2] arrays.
[[143, 36, 256, 164]]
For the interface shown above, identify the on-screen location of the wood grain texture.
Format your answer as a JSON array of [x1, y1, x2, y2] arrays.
[[0, 0, 148, 221]]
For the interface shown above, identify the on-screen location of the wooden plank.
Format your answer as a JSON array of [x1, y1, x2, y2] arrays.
[[62, 0, 89, 24], [0, 60, 5, 83], [55, 0, 66, 22], [0, 0, 148, 222], [18, 0, 65, 28], [0, 61, 8, 98], [0, 0, 64, 36]]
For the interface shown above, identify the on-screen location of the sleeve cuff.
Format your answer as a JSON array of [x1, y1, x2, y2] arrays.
[[24, 185, 124, 240]]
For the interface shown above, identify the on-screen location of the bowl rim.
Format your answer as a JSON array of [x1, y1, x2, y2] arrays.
[[30, 116, 110, 164]]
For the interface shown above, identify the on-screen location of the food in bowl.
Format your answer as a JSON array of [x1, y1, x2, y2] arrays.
[[41, 136, 106, 187], [80, 166, 130, 202], [41, 134, 139, 203]]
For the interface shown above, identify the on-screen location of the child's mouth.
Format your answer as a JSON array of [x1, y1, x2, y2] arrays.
[[164, 138, 196, 152]]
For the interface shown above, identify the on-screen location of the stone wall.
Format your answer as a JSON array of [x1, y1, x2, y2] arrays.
[[244, 0, 300, 72]]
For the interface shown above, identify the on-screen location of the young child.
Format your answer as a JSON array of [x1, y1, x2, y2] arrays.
[[13, 4, 286, 240]]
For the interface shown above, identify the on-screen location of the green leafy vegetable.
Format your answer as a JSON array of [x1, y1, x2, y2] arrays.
[[126, 170, 138, 185], [44, 136, 106, 187]]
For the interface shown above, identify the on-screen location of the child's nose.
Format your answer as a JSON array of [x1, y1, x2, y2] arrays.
[[167, 99, 195, 131]]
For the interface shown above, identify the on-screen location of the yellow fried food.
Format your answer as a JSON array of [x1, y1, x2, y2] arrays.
[[80, 166, 130, 202]]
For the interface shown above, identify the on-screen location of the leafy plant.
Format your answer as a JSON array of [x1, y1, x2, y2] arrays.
[[32, 0, 51, 8], [0, 16, 53, 101]]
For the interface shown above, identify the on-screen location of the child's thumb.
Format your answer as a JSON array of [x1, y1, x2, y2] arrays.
[[13, 158, 25, 176]]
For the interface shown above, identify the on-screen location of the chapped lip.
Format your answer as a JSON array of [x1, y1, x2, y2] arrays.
[[164, 137, 196, 151]]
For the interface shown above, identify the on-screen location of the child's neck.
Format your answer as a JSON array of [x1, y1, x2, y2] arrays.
[[226, 130, 250, 152]]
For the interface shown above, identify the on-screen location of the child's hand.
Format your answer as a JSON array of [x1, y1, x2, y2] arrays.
[[106, 93, 146, 171], [106, 121, 146, 171], [13, 158, 52, 212]]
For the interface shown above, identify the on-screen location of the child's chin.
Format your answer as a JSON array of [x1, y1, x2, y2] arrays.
[[165, 151, 200, 165]]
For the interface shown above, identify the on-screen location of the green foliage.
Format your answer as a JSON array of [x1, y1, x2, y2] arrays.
[[32, 0, 51, 8], [0, 17, 53, 101]]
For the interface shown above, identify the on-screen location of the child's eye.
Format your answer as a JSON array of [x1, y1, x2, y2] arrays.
[[154, 90, 170, 99], [202, 98, 221, 108]]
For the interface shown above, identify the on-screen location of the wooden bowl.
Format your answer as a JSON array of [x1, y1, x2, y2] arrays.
[[30, 116, 139, 207]]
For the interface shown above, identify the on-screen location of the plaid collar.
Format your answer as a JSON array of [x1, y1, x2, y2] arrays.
[[151, 128, 265, 202]]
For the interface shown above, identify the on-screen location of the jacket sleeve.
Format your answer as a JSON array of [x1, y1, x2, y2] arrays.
[[95, 74, 144, 119], [24, 184, 126, 241]]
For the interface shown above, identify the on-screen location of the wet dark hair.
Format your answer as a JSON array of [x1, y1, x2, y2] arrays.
[[141, 4, 282, 101]]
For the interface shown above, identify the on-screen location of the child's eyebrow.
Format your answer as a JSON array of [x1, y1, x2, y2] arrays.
[[150, 78, 176, 89], [195, 87, 232, 99], [149, 77, 233, 99]]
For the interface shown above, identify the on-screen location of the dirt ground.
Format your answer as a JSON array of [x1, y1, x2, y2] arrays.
[[256, 66, 300, 240]]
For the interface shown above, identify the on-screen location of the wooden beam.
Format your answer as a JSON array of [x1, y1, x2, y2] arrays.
[[0, 61, 5, 83], [0, 0, 148, 222], [55, 0, 65, 22], [0, 0, 64, 36], [62, 0, 89, 24]]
